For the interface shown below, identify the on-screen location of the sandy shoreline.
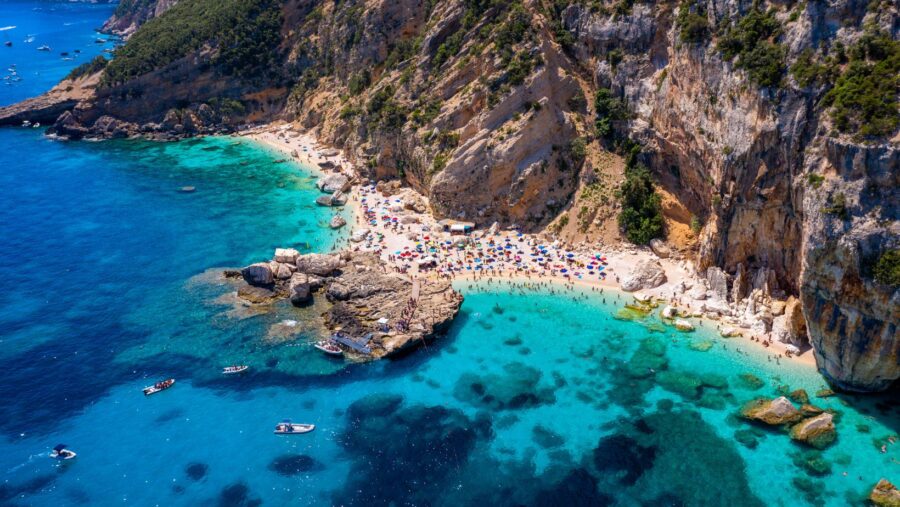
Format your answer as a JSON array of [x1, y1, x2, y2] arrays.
[[238, 123, 817, 369]]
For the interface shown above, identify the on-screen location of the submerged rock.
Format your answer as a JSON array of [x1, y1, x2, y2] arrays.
[[870, 479, 900, 507], [740, 397, 803, 425], [789, 413, 837, 449]]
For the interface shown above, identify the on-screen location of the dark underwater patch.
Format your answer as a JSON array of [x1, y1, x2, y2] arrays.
[[185, 462, 209, 481], [453, 362, 555, 410], [268, 454, 322, 476], [593, 434, 657, 486], [333, 393, 492, 505], [154, 408, 185, 424], [532, 468, 614, 507], [217, 482, 261, 507]]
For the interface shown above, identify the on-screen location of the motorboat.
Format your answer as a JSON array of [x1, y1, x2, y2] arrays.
[[273, 420, 315, 434], [37, 45, 50, 51], [222, 365, 248, 375], [50, 444, 76, 460], [95, 38, 107, 44], [143, 378, 175, 396], [21, 120, 31, 127], [314, 340, 342, 356]]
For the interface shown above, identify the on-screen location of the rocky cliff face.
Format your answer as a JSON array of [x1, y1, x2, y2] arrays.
[[4, 0, 898, 391], [101, 0, 179, 38]]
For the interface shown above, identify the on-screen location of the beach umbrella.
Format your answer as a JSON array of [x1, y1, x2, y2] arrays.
[[561, 268, 568, 273]]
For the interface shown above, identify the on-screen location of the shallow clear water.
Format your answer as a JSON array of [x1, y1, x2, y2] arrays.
[[0, 2, 898, 506]]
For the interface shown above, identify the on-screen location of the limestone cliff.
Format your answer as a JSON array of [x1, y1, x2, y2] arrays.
[[101, 0, 179, 38], [2, 0, 897, 391]]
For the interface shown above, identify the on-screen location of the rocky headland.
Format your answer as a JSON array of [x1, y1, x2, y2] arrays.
[[228, 249, 463, 359], [1, 0, 897, 392]]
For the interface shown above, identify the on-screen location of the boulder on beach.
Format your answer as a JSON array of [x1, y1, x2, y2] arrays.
[[316, 173, 349, 194], [674, 319, 695, 332], [789, 412, 837, 449], [870, 479, 900, 507], [288, 272, 311, 306], [316, 193, 348, 207], [296, 253, 342, 277], [241, 263, 274, 286], [330, 215, 347, 229], [351, 229, 370, 243], [720, 326, 741, 338], [661, 305, 677, 319], [621, 259, 667, 291], [649, 238, 671, 258], [740, 396, 803, 425]]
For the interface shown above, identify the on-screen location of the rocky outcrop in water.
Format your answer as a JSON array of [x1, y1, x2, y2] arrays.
[[870, 479, 900, 507], [740, 396, 803, 425], [233, 250, 463, 359]]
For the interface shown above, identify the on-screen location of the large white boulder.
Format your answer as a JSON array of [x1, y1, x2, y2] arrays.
[[316, 173, 349, 194], [674, 319, 695, 332], [621, 259, 667, 292]]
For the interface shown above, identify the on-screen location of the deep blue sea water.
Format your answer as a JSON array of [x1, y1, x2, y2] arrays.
[[0, 2, 898, 506]]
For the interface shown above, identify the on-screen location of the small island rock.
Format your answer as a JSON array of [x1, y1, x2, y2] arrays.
[[870, 479, 900, 507], [740, 396, 803, 425], [789, 412, 837, 449]]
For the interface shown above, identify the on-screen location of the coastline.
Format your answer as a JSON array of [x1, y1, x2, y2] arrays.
[[238, 122, 818, 369]]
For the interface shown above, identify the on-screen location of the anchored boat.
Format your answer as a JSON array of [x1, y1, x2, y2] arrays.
[[314, 340, 342, 356], [143, 378, 175, 396], [222, 365, 248, 375], [274, 420, 315, 434]]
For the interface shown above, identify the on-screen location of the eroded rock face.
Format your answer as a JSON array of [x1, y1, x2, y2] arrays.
[[621, 259, 666, 292]]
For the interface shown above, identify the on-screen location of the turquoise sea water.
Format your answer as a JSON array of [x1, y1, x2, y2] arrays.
[[0, 2, 897, 506]]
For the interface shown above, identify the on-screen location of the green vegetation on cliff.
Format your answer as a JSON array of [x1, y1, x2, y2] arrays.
[[823, 27, 899, 139], [873, 250, 900, 287], [676, 0, 709, 44], [66, 55, 108, 80], [717, 6, 785, 88], [102, 0, 282, 86], [618, 163, 664, 245]]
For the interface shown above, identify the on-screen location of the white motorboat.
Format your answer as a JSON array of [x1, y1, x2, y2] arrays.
[[314, 340, 342, 356], [143, 378, 175, 396], [274, 420, 315, 434], [222, 365, 248, 375]]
